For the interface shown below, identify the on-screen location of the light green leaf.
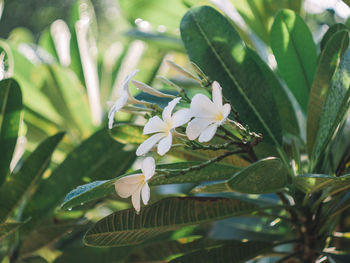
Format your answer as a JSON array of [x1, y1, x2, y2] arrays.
[[0, 132, 64, 223], [0, 79, 22, 185], [169, 240, 272, 263], [180, 6, 282, 146], [312, 49, 350, 170], [61, 162, 242, 210], [22, 128, 135, 229], [0, 222, 23, 241], [271, 9, 317, 112], [109, 124, 148, 145], [84, 197, 258, 247], [307, 29, 349, 156], [193, 157, 289, 194]]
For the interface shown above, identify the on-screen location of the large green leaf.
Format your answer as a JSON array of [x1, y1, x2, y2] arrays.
[[307, 29, 349, 156], [22, 128, 135, 228], [0, 133, 64, 223], [230, 0, 301, 44], [320, 24, 348, 51], [192, 157, 289, 194], [169, 240, 272, 263], [84, 197, 259, 247], [61, 162, 242, 210], [0, 222, 23, 241], [180, 6, 282, 146], [109, 124, 148, 145], [270, 9, 317, 112], [312, 49, 350, 170], [0, 78, 22, 185]]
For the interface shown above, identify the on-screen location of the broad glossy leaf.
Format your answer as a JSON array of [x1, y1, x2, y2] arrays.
[[0, 133, 64, 223], [22, 128, 135, 228], [0, 79, 22, 184], [0, 222, 22, 241], [61, 162, 242, 210], [307, 30, 349, 155], [271, 9, 317, 112], [84, 197, 258, 247], [180, 6, 282, 146], [320, 23, 348, 51], [193, 158, 288, 194], [169, 240, 272, 263], [312, 49, 350, 170]]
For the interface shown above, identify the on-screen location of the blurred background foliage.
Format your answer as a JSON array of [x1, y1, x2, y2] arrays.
[[1, 0, 350, 262]]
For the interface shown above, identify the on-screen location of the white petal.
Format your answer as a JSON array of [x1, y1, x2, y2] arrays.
[[114, 174, 144, 198], [162, 97, 181, 123], [212, 81, 223, 107], [136, 133, 166, 156], [142, 157, 155, 180], [198, 123, 219, 142], [131, 185, 143, 213], [121, 69, 139, 92], [171, 108, 192, 128], [190, 93, 218, 119], [132, 80, 176, 98], [221, 103, 231, 122], [157, 133, 172, 156], [141, 183, 150, 205], [108, 95, 128, 129], [143, 116, 168, 135], [186, 118, 213, 140]]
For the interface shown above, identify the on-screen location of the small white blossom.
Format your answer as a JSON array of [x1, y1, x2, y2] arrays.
[[114, 157, 155, 213], [132, 80, 176, 99], [136, 97, 191, 156], [108, 70, 143, 129], [186, 81, 230, 142]]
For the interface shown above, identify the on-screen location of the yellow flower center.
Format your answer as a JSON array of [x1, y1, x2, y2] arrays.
[[215, 112, 224, 121], [141, 174, 146, 182]]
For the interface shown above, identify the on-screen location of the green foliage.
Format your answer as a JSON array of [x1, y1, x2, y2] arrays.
[[271, 9, 317, 112]]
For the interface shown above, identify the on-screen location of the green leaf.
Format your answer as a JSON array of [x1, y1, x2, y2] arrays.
[[307, 29, 349, 156], [320, 24, 349, 51], [270, 9, 317, 112], [61, 162, 242, 210], [0, 132, 64, 223], [109, 124, 148, 145], [180, 6, 282, 146], [294, 174, 336, 194], [22, 128, 135, 229], [0, 78, 22, 185], [19, 224, 81, 256], [84, 197, 258, 247], [193, 157, 289, 194], [169, 240, 272, 263], [0, 222, 23, 241], [312, 49, 350, 170]]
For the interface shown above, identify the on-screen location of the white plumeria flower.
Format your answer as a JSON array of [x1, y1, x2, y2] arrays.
[[114, 157, 155, 214], [186, 81, 231, 142], [108, 69, 144, 129], [136, 97, 191, 156]]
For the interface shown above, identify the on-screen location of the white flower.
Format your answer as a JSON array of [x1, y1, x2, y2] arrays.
[[136, 97, 191, 156], [108, 69, 142, 129], [186, 81, 230, 142], [114, 157, 155, 213]]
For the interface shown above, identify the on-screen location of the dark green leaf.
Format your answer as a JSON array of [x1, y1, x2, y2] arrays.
[[320, 23, 349, 51], [109, 124, 148, 145], [307, 29, 349, 155], [0, 132, 64, 223], [271, 9, 317, 112], [294, 174, 335, 193], [84, 197, 258, 247], [22, 128, 135, 229], [0, 78, 22, 185], [169, 240, 272, 263], [193, 158, 289, 194], [312, 49, 350, 170], [61, 162, 241, 210], [180, 6, 282, 146], [0, 222, 23, 241]]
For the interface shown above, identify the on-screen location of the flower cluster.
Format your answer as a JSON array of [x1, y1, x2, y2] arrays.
[[110, 68, 231, 213]]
